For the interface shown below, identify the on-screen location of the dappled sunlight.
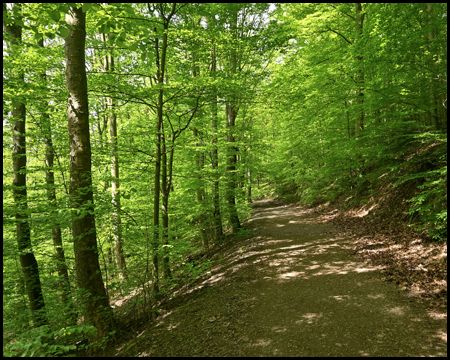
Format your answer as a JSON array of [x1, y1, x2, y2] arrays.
[[265, 239, 293, 245], [385, 306, 405, 316], [135, 201, 447, 358], [205, 271, 226, 285], [277, 271, 305, 280], [367, 294, 385, 300], [296, 312, 324, 325], [306, 262, 379, 277], [251, 338, 272, 347], [271, 325, 287, 333], [331, 295, 351, 301], [112, 201, 447, 358], [200, 218, 382, 286], [433, 329, 447, 343]]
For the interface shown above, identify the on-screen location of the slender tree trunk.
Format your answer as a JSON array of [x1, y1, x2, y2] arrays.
[[208, 21, 224, 242], [65, 6, 114, 339], [37, 38, 76, 325], [109, 97, 127, 280], [354, 3, 365, 136], [226, 9, 241, 233], [211, 110, 224, 242], [152, 14, 171, 299], [4, 3, 48, 327], [226, 104, 242, 233], [160, 121, 172, 280], [191, 33, 209, 247], [424, 3, 440, 130], [103, 40, 127, 281], [247, 164, 252, 203], [193, 127, 209, 247]]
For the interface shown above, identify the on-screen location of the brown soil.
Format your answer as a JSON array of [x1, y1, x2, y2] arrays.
[[99, 199, 447, 357]]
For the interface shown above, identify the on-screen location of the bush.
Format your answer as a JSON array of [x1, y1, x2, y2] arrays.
[[3, 324, 96, 357]]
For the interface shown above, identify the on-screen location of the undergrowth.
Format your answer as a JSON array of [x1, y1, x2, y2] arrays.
[[272, 129, 447, 241]]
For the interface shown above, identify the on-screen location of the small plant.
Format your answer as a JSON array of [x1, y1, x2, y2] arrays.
[[405, 166, 447, 240], [3, 324, 97, 357]]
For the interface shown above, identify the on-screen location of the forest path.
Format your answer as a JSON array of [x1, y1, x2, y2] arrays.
[[113, 200, 447, 357]]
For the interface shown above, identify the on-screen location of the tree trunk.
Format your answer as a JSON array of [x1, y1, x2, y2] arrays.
[[424, 3, 440, 130], [208, 19, 224, 242], [103, 39, 127, 281], [4, 3, 48, 328], [226, 104, 242, 233], [354, 3, 365, 136], [193, 127, 209, 247], [247, 165, 252, 204], [38, 37, 76, 325], [65, 5, 114, 339], [225, 9, 241, 233], [152, 13, 172, 299], [191, 33, 209, 247], [160, 121, 172, 280]]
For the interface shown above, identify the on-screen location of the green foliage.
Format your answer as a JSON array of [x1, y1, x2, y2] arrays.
[[3, 324, 96, 357], [393, 134, 447, 240], [2, 2, 447, 355], [255, 3, 447, 240]]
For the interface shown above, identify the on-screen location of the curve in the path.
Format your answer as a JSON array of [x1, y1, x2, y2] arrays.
[[119, 200, 447, 357]]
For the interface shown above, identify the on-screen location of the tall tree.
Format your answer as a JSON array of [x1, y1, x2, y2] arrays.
[[65, 5, 114, 338], [208, 15, 224, 243], [100, 32, 127, 281], [3, 3, 48, 328], [225, 5, 242, 233], [354, 3, 365, 135], [151, 3, 177, 299], [38, 37, 76, 325]]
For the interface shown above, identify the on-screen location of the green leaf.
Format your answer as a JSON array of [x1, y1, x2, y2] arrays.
[[14, 18, 25, 27], [49, 10, 61, 22], [58, 5, 70, 14], [82, 3, 92, 13], [129, 42, 139, 51], [99, 24, 109, 34], [58, 26, 69, 38], [45, 32, 55, 40], [34, 32, 43, 41]]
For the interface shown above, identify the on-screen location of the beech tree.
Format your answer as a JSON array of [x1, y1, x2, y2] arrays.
[[38, 37, 76, 325], [3, 3, 48, 328], [65, 5, 114, 338]]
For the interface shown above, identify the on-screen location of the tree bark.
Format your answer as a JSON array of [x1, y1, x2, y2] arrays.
[[193, 127, 209, 247], [191, 28, 209, 247], [37, 38, 76, 325], [225, 8, 242, 233], [354, 3, 365, 136], [65, 5, 114, 339], [4, 3, 48, 327], [102, 36, 127, 281], [152, 4, 175, 299], [160, 121, 173, 280], [209, 36, 224, 242]]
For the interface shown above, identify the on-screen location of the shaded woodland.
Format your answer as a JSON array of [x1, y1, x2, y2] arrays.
[[3, 3, 447, 356]]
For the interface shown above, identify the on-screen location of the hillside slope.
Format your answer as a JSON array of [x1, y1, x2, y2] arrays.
[[96, 200, 446, 357]]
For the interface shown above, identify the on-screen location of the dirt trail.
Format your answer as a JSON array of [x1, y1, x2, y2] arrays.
[[111, 200, 447, 357]]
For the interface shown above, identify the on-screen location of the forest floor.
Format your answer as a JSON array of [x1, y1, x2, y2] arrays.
[[97, 199, 446, 357]]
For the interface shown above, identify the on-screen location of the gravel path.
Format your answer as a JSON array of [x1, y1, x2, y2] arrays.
[[110, 200, 447, 357]]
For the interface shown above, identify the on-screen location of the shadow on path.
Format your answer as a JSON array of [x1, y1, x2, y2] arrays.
[[112, 200, 447, 357]]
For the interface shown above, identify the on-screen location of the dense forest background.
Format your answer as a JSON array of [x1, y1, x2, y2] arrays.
[[3, 3, 447, 356]]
